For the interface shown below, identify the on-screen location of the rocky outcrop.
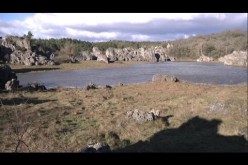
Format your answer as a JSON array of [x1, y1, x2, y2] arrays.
[[196, 55, 214, 62], [126, 109, 160, 123], [92, 47, 108, 63], [80, 142, 111, 153], [9, 50, 54, 66], [1, 36, 55, 66], [28, 83, 47, 91], [97, 54, 109, 63], [86, 83, 98, 90], [0, 64, 17, 89], [73, 44, 175, 63], [2, 36, 31, 51], [5, 79, 19, 91], [218, 51, 247, 66], [152, 74, 179, 82]]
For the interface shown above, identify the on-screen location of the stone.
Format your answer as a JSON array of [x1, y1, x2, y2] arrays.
[[5, 79, 19, 91], [80, 142, 111, 153], [1, 36, 55, 66], [29, 83, 47, 91], [86, 83, 97, 90], [196, 55, 214, 62], [218, 51, 247, 66], [126, 109, 155, 123], [105, 85, 112, 89], [152, 74, 179, 82]]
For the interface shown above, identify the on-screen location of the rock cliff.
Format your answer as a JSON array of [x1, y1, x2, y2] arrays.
[[218, 51, 247, 66], [0, 36, 55, 65]]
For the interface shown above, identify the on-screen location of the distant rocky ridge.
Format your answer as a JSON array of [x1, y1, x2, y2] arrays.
[[73, 44, 176, 63], [1, 35, 246, 66], [0, 36, 176, 64]]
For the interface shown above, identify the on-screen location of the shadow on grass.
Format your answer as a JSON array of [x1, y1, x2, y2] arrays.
[[0, 97, 55, 106], [13, 67, 60, 73], [115, 116, 248, 152]]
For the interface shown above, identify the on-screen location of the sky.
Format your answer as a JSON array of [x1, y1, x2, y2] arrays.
[[0, 13, 247, 42]]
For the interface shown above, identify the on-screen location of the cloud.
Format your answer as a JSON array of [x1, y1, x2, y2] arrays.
[[66, 28, 118, 39], [0, 13, 247, 41]]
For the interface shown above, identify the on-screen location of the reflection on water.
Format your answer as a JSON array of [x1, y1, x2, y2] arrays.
[[17, 62, 247, 88]]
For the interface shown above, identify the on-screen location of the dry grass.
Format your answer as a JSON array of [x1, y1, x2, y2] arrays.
[[0, 82, 247, 152]]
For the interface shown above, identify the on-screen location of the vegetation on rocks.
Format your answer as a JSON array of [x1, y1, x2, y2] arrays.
[[28, 30, 247, 61], [168, 30, 247, 60]]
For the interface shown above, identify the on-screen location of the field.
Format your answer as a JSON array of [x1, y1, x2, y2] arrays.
[[0, 81, 247, 152]]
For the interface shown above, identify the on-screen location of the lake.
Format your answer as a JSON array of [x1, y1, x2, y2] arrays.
[[17, 62, 247, 88]]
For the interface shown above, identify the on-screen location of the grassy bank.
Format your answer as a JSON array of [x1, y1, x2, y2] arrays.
[[10, 61, 148, 73], [0, 82, 247, 152]]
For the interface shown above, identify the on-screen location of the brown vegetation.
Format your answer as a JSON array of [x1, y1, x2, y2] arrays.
[[0, 82, 247, 152]]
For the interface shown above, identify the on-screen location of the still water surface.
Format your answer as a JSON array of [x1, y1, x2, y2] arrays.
[[17, 62, 247, 88]]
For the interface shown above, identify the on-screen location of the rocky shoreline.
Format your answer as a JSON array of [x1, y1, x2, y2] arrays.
[[1, 35, 246, 67]]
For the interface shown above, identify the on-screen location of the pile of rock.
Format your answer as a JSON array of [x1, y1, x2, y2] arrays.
[[152, 74, 179, 82], [126, 109, 160, 123], [80, 142, 111, 153]]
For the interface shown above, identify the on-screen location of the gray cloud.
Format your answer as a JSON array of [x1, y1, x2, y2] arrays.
[[70, 14, 246, 35], [0, 13, 247, 42]]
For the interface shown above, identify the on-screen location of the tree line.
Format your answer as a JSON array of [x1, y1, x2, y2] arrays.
[[2, 30, 247, 61]]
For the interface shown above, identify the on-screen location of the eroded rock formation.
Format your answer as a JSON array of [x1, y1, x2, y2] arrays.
[[0, 36, 55, 66], [196, 55, 214, 62], [218, 51, 247, 66], [74, 44, 175, 63]]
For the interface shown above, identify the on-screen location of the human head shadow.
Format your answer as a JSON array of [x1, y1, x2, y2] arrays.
[[157, 115, 174, 127], [0, 97, 55, 106], [115, 116, 248, 152]]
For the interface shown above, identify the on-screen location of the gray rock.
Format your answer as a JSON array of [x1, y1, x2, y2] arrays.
[[29, 83, 47, 91], [218, 51, 247, 66], [80, 142, 111, 153], [126, 109, 155, 123], [106, 48, 118, 62], [196, 55, 214, 62], [86, 83, 97, 90], [208, 102, 227, 114], [5, 79, 19, 91], [1, 36, 55, 66], [97, 54, 109, 63], [152, 74, 179, 82], [0, 64, 17, 89], [2, 36, 30, 51]]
